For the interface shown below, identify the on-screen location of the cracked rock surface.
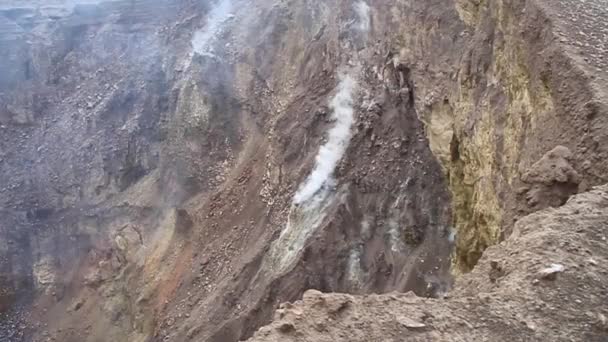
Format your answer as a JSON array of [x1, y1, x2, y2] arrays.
[[250, 185, 608, 341], [0, 0, 607, 341]]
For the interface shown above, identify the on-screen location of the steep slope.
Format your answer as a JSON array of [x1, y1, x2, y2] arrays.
[[0, 0, 606, 341], [249, 184, 608, 341], [250, 0, 608, 339], [1, 0, 452, 341], [384, 0, 608, 272]]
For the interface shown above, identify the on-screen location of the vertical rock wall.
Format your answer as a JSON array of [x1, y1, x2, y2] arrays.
[[1, 0, 606, 341]]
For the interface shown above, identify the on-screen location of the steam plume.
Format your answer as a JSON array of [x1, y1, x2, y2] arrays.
[[293, 74, 357, 204], [191, 0, 233, 56], [354, 1, 371, 32]]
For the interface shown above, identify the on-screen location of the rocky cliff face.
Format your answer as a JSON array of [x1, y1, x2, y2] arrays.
[[0, 0, 606, 341], [410, 0, 608, 272], [249, 184, 608, 341]]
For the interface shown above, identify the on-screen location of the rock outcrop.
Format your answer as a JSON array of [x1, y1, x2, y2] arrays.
[[249, 184, 608, 341], [0, 0, 606, 341], [404, 0, 608, 272]]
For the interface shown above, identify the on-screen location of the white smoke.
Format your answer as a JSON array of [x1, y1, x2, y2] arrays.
[[191, 0, 233, 56], [448, 227, 456, 243], [293, 74, 357, 204], [354, 1, 371, 33]]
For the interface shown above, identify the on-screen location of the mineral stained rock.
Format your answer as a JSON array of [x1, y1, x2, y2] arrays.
[[0, 0, 607, 341]]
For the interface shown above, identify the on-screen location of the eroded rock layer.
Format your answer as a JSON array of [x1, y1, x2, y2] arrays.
[[250, 184, 608, 341], [0, 0, 606, 341]]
